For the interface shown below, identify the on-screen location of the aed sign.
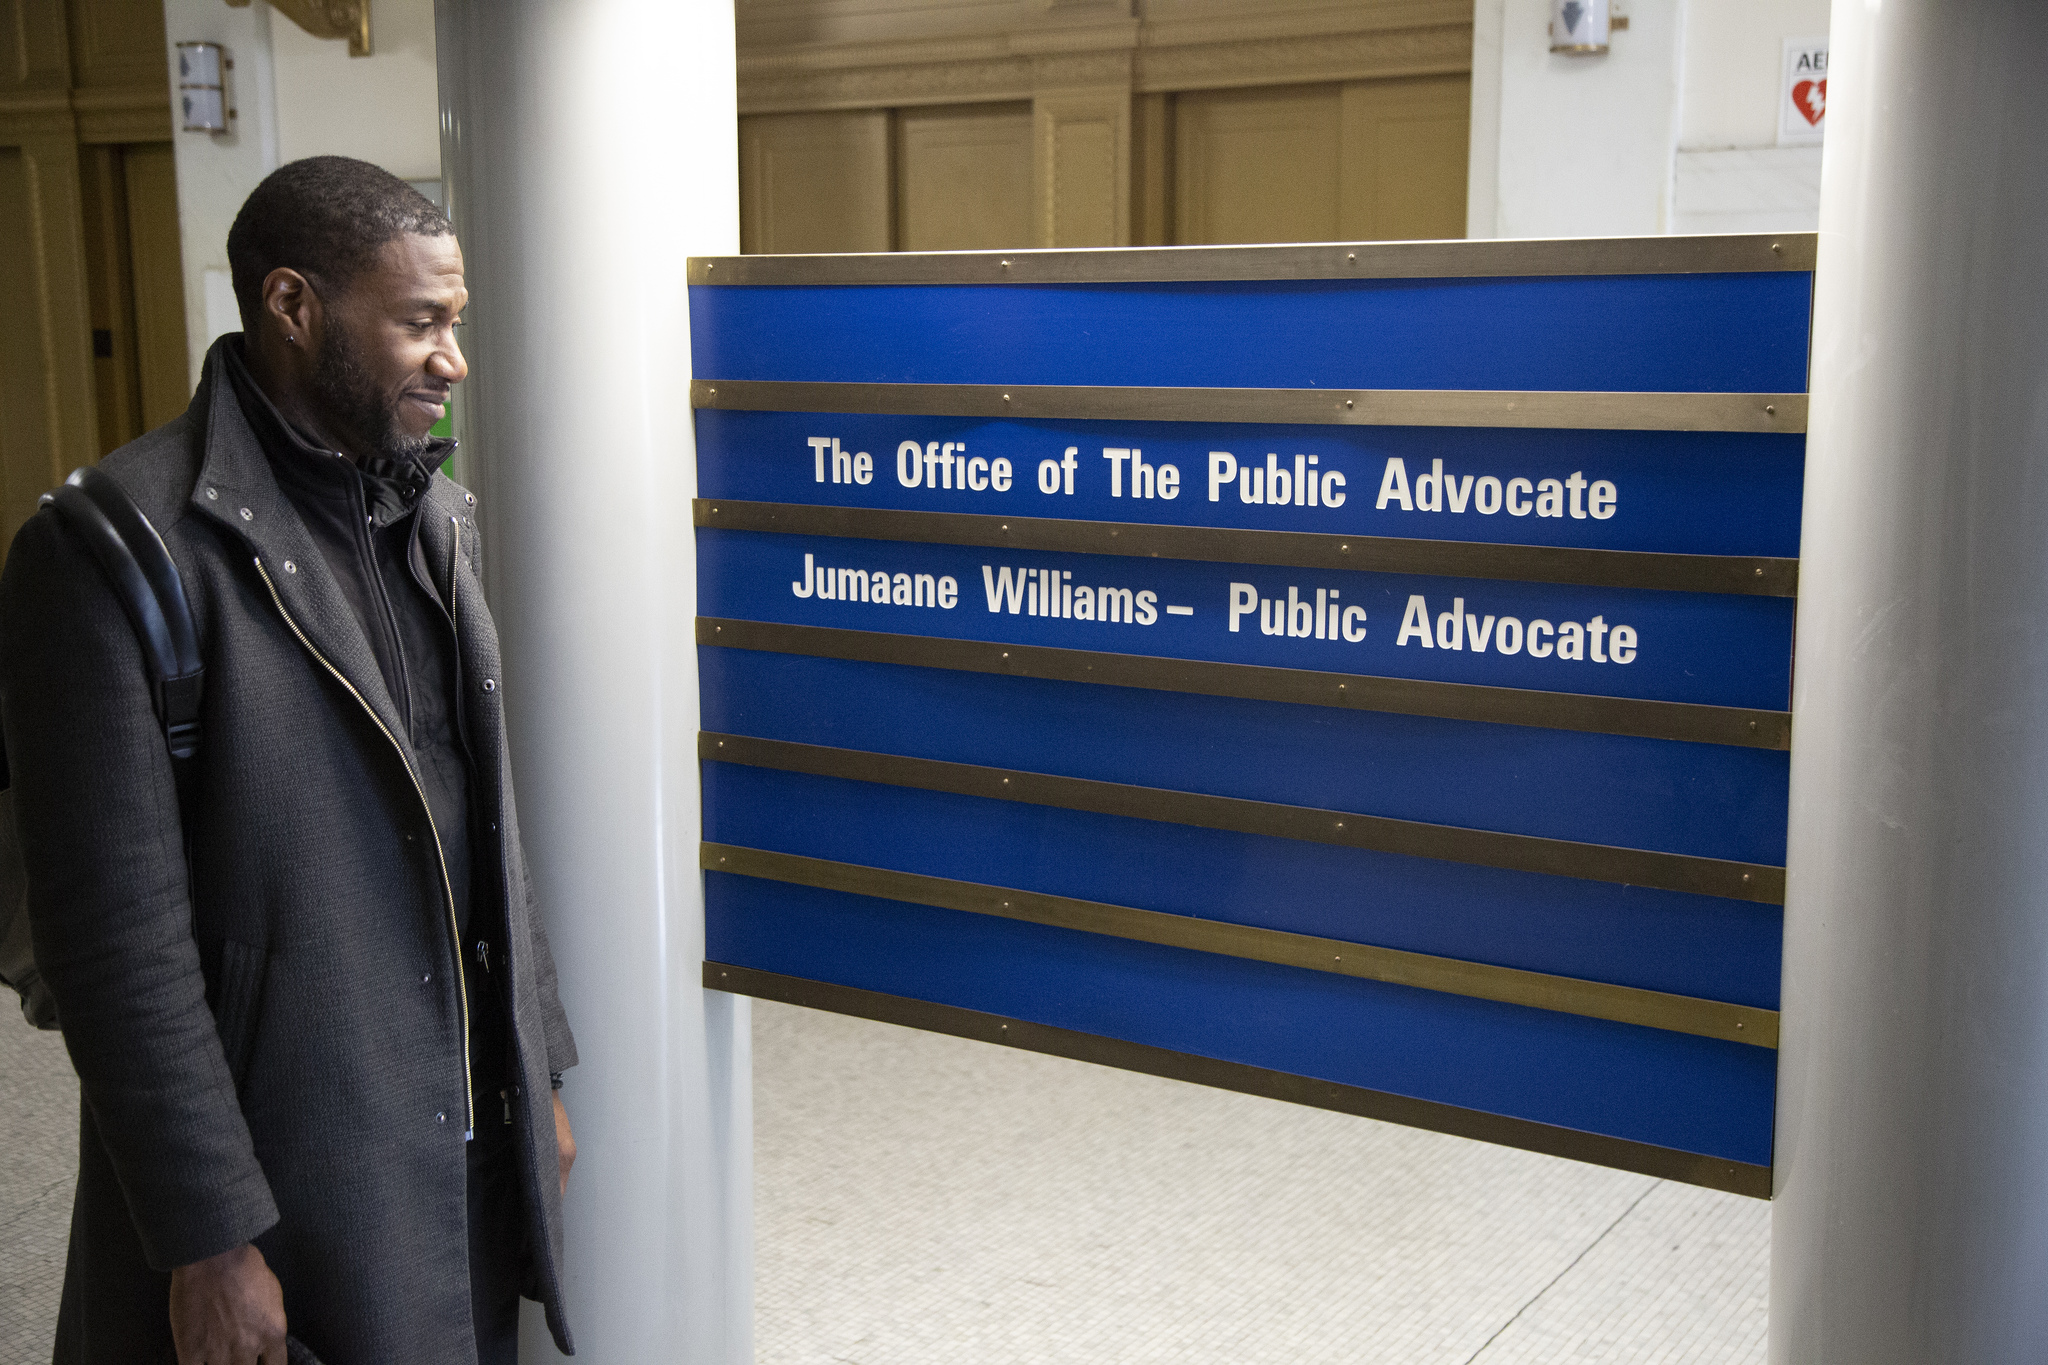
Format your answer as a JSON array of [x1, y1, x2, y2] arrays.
[[1780, 38, 1828, 145], [690, 236, 1814, 1198]]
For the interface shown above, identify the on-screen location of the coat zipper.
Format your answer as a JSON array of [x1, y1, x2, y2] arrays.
[[252, 554, 475, 1137]]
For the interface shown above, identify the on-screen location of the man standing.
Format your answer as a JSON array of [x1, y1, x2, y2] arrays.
[[0, 157, 578, 1362]]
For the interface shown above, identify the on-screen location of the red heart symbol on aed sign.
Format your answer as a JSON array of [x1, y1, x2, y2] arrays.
[[1793, 79, 1826, 126]]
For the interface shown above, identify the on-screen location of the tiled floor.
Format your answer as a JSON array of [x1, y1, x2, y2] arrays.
[[752, 1001, 1769, 1365], [0, 1001, 1769, 1363], [1, 1021, 77, 1361]]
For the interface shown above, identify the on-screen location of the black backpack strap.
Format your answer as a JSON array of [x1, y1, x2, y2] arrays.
[[41, 467, 205, 766]]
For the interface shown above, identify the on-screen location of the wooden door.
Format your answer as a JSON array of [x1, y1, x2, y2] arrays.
[[0, 146, 64, 545], [738, 101, 1038, 255], [894, 103, 1031, 252], [1338, 74, 1471, 241], [80, 139, 189, 453], [740, 111, 892, 255], [1174, 84, 1343, 246], [0, 0, 186, 552], [1174, 75, 1471, 246]]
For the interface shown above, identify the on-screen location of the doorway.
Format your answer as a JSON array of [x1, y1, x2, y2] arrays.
[[0, 0, 190, 553]]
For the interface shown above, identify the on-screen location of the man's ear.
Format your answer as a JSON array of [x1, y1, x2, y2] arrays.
[[261, 267, 322, 350]]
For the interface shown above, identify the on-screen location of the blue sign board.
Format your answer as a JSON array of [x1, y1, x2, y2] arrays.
[[692, 237, 1811, 1196]]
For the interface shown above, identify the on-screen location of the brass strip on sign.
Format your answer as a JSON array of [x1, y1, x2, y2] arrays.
[[691, 379, 1807, 435], [703, 734, 1784, 904], [703, 842, 1779, 1047], [696, 617, 1793, 752], [704, 962, 1774, 1199], [696, 500, 1799, 598], [687, 232, 1814, 287]]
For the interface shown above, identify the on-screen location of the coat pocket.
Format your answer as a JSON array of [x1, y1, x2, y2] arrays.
[[212, 939, 267, 1090]]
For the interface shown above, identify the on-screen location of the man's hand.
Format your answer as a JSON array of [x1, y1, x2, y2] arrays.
[[169, 1242, 286, 1364], [554, 1090, 576, 1196]]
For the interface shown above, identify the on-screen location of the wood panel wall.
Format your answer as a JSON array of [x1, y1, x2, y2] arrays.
[[0, 0, 185, 550], [735, 0, 1473, 255]]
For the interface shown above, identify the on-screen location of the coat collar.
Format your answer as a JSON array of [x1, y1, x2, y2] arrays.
[[186, 336, 414, 748]]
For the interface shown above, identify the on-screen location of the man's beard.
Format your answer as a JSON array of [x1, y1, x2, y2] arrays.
[[310, 325, 432, 464]]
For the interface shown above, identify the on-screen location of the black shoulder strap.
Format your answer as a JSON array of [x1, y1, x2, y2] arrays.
[[42, 467, 205, 764]]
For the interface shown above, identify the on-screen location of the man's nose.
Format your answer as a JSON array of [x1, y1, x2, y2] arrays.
[[430, 334, 469, 384]]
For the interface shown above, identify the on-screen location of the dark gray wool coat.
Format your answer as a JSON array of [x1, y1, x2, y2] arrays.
[[0, 339, 578, 1362]]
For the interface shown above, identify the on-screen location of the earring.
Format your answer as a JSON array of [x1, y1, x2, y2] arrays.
[[286, 335, 296, 344]]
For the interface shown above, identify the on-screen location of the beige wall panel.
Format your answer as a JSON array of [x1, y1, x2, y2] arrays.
[[123, 141, 188, 427], [1034, 87, 1128, 248], [0, 147, 58, 548], [1340, 74, 1468, 241], [64, 0, 165, 90], [740, 110, 892, 254], [1173, 83, 1339, 245], [1047, 117, 1115, 245], [1130, 91, 1171, 245], [1, 0, 73, 91], [896, 102, 1031, 251]]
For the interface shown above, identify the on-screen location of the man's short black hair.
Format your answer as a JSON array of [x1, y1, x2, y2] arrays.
[[227, 155, 453, 330]]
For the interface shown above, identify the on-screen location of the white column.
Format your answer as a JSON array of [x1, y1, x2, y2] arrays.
[[1773, 2, 2048, 1361], [1463, 0, 1505, 239], [434, 3, 750, 1361]]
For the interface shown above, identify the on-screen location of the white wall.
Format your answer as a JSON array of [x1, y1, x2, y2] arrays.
[[162, 0, 445, 387], [1469, 0, 1832, 239], [273, 0, 442, 178], [1471, 0, 1686, 238], [1671, 0, 1830, 235], [1679, 0, 1830, 148], [163, 0, 280, 387]]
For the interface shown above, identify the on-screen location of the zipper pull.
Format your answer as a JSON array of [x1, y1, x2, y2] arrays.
[[475, 939, 491, 973], [501, 1088, 512, 1125]]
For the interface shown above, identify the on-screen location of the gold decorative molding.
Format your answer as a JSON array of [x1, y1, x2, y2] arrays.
[[226, 0, 372, 58], [1031, 49, 1132, 90], [743, 54, 1038, 114], [0, 87, 171, 145], [69, 87, 174, 143], [1137, 0, 1470, 50], [0, 89, 77, 138], [1033, 0, 1132, 16], [1137, 23, 1470, 93], [737, 7, 1471, 115]]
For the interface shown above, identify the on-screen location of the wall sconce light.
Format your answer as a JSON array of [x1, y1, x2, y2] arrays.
[[176, 41, 231, 132], [1551, 0, 1610, 53]]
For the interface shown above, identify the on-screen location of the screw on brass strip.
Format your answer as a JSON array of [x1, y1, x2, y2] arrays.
[[694, 499, 1799, 597], [685, 232, 1815, 287], [699, 733, 1784, 905], [690, 380, 1808, 435], [702, 842, 1779, 1048], [694, 617, 1793, 753], [703, 961, 1775, 1200]]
